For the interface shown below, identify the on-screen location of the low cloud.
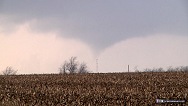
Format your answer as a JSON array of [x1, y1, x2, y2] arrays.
[[1, 21, 188, 74], [1, 1, 187, 50], [0, 21, 95, 74], [98, 34, 188, 72]]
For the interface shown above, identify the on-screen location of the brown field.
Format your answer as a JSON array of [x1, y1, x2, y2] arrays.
[[0, 72, 188, 106]]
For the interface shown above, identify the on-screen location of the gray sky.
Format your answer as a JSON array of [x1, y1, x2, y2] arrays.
[[0, 0, 188, 74], [1, 0, 188, 49]]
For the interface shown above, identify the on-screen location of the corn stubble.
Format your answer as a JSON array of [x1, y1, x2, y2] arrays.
[[0, 72, 187, 106]]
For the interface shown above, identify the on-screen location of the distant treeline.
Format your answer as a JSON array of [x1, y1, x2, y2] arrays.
[[143, 66, 188, 72]]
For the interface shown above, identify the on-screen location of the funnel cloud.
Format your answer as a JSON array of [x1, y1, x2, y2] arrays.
[[0, 1, 188, 73]]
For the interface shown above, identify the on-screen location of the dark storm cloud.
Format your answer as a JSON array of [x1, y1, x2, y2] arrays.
[[1, 0, 188, 50]]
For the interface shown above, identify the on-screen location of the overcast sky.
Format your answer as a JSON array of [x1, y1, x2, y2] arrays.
[[0, 0, 188, 74]]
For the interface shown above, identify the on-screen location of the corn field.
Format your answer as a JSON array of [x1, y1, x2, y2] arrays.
[[0, 72, 187, 106]]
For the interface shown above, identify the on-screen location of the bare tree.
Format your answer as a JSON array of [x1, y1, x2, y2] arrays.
[[78, 63, 89, 74], [59, 57, 90, 74], [144, 67, 164, 72], [167, 66, 188, 72], [167, 66, 174, 72], [68, 57, 78, 73], [155, 67, 164, 72], [134, 66, 139, 72], [59, 61, 68, 74], [182, 66, 188, 72], [2, 66, 17, 75], [59, 57, 78, 74]]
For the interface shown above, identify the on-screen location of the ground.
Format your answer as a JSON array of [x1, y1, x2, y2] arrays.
[[0, 72, 187, 106]]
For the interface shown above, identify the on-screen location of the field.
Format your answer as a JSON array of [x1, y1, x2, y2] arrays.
[[0, 72, 188, 106]]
